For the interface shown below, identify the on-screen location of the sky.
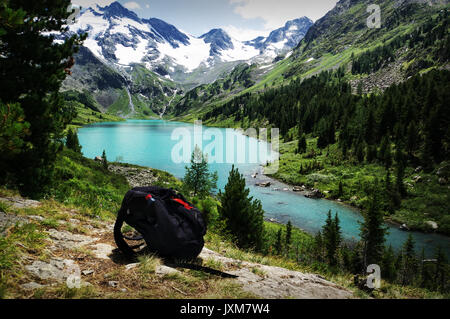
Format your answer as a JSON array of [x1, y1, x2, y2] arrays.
[[72, 0, 338, 41]]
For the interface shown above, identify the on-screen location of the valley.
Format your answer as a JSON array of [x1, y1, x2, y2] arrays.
[[1, 0, 449, 300]]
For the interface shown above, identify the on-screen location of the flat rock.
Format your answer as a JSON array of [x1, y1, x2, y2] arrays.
[[20, 282, 47, 290], [46, 229, 98, 250], [25, 258, 76, 282], [125, 263, 140, 271], [199, 248, 352, 299], [91, 243, 115, 260], [28, 215, 45, 222], [0, 197, 41, 209], [155, 265, 180, 276], [425, 221, 438, 230], [108, 165, 157, 188], [0, 211, 27, 236]]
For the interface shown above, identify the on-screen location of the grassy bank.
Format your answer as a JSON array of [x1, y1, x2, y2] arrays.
[[69, 103, 124, 129], [2, 149, 448, 298], [267, 136, 450, 236]]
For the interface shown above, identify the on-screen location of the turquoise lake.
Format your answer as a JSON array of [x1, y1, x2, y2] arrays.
[[78, 120, 450, 258]]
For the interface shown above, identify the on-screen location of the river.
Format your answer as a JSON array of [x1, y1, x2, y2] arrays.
[[78, 119, 450, 258]]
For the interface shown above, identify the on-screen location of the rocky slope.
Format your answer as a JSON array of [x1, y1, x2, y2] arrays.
[[0, 178, 352, 299]]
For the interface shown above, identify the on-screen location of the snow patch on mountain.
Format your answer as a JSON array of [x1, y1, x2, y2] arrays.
[[66, 1, 313, 84], [220, 38, 260, 62], [156, 36, 211, 72], [115, 37, 149, 65]]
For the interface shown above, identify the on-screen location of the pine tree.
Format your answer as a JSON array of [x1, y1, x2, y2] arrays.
[[385, 168, 400, 213], [275, 228, 283, 255], [382, 245, 397, 282], [355, 141, 365, 163], [399, 234, 418, 286], [395, 148, 407, 198], [322, 211, 342, 266], [382, 137, 393, 168], [297, 134, 307, 154], [65, 128, 82, 153], [101, 150, 108, 170], [285, 221, 293, 254], [183, 145, 218, 198], [338, 180, 344, 198], [218, 165, 265, 251], [0, 102, 30, 183], [406, 122, 418, 158], [360, 180, 388, 268], [434, 246, 448, 292], [0, 0, 86, 198], [314, 231, 324, 263], [419, 248, 433, 290]]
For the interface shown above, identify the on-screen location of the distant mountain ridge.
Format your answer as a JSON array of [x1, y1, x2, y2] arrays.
[[66, 1, 312, 84], [171, 0, 449, 122]]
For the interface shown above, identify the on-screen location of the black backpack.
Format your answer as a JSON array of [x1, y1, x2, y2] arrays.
[[114, 186, 206, 260]]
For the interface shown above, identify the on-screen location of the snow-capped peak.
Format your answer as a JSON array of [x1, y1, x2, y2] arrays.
[[68, 1, 313, 82]]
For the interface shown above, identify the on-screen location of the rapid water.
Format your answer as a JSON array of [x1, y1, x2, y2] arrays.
[[78, 120, 450, 258]]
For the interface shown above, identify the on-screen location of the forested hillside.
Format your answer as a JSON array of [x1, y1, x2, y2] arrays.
[[169, 1, 450, 235], [172, 1, 449, 120]]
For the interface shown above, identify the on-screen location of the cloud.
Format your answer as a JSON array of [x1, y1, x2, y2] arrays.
[[71, 0, 115, 9], [222, 25, 270, 41], [145, 4, 150, 9], [230, 0, 338, 29], [123, 1, 141, 10]]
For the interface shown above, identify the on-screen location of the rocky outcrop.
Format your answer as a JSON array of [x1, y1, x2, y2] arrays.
[[256, 181, 271, 188], [108, 165, 159, 188], [304, 189, 324, 199], [2, 193, 352, 299], [200, 248, 352, 299]]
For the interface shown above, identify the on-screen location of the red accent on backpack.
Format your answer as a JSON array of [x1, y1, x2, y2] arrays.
[[171, 197, 193, 210]]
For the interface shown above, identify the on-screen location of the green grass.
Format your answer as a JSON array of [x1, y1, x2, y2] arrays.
[[51, 149, 131, 219], [268, 136, 450, 235], [106, 88, 131, 117], [69, 103, 124, 129]]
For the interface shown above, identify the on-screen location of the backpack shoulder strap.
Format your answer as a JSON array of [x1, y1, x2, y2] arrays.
[[113, 208, 137, 259]]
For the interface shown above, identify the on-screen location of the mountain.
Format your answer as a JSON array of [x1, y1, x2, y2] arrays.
[[61, 1, 313, 117], [66, 1, 312, 84], [172, 0, 449, 121], [245, 17, 314, 59], [63, 45, 181, 118]]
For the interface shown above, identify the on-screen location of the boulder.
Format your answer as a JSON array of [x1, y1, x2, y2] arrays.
[[293, 186, 302, 192], [91, 243, 115, 260], [413, 175, 423, 183], [425, 221, 438, 230], [305, 189, 323, 199], [399, 224, 410, 231], [25, 258, 76, 282], [436, 164, 449, 177], [257, 181, 271, 187]]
